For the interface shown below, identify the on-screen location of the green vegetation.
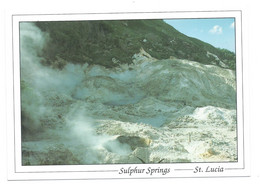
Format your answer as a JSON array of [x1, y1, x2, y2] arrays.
[[35, 19, 236, 70]]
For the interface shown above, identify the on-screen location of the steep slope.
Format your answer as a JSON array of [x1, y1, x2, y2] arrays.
[[35, 19, 236, 70]]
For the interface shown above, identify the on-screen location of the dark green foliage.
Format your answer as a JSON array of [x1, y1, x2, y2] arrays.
[[35, 19, 236, 70], [216, 48, 236, 70]]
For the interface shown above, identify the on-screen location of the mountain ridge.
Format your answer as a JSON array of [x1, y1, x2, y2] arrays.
[[35, 19, 236, 70]]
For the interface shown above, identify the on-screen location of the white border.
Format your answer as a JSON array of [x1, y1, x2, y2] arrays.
[[7, 11, 248, 181]]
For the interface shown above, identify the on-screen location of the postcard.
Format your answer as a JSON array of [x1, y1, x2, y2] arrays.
[[7, 10, 248, 181]]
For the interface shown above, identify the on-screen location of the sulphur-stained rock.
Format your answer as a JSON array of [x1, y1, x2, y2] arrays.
[[116, 135, 152, 150]]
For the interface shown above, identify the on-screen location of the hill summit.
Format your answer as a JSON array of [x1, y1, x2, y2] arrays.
[[35, 19, 236, 70]]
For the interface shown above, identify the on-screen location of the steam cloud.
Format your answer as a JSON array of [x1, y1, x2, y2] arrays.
[[21, 23, 132, 165]]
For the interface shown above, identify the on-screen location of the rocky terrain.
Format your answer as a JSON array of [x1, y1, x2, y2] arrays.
[[20, 21, 237, 165]]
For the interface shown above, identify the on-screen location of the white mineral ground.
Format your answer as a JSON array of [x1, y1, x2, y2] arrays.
[[21, 23, 237, 165]]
